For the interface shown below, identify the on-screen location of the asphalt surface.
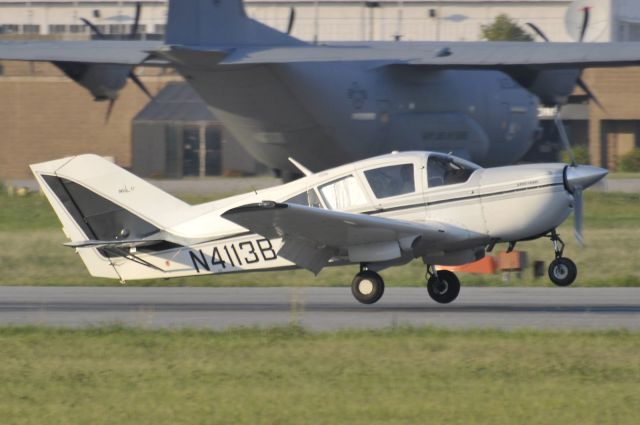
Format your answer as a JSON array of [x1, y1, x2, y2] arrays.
[[0, 287, 638, 331]]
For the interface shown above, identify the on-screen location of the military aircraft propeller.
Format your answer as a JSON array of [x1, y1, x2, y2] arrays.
[[527, 7, 605, 111], [78, 2, 154, 122]]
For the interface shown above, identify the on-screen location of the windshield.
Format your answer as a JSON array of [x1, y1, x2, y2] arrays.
[[427, 156, 476, 188]]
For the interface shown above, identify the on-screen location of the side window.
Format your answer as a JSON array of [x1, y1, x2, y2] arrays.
[[319, 175, 368, 209], [285, 189, 323, 208], [285, 192, 308, 206], [364, 164, 415, 199], [427, 156, 475, 188]]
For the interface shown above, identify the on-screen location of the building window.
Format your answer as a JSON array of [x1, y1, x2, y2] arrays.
[[1, 24, 19, 34], [22, 24, 40, 34], [69, 25, 87, 34], [618, 22, 640, 42], [109, 24, 127, 35], [205, 126, 222, 175], [155, 24, 166, 35], [182, 126, 200, 177], [49, 24, 67, 34]]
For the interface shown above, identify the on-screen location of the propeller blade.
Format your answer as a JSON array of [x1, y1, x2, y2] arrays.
[[576, 77, 606, 112], [128, 71, 153, 100], [554, 112, 576, 166], [574, 188, 584, 246], [105, 98, 115, 124], [80, 18, 105, 39], [526, 22, 550, 42], [286, 7, 296, 35], [129, 2, 142, 40], [579, 7, 591, 42]]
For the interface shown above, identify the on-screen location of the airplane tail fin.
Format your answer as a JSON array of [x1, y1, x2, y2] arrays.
[[30, 155, 191, 279], [166, 0, 304, 47]]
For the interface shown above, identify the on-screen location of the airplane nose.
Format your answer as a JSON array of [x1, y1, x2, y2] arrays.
[[564, 165, 608, 193]]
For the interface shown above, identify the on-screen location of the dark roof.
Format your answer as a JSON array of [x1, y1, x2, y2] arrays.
[[133, 82, 216, 123]]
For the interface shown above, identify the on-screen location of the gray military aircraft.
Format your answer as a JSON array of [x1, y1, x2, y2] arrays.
[[2, 0, 640, 178]]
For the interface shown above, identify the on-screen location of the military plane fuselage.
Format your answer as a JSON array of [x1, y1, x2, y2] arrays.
[[179, 59, 539, 176]]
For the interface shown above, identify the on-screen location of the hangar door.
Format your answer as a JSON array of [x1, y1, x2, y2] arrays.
[[601, 120, 640, 170]]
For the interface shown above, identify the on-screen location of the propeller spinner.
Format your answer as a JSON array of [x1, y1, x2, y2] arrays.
[[554, 112, 608, 246]]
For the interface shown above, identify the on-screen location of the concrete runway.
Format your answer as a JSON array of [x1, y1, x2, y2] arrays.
[[0, 287, 638, 331]]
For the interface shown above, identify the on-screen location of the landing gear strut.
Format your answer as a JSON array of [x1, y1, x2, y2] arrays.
[[547, 230, 577, 287], [426, 265, 461, 304], [351, 265, 385, 304]]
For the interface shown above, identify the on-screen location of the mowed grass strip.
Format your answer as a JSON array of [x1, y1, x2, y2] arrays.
[[0, 326, 638, 425], [1, 191, 639, 286]]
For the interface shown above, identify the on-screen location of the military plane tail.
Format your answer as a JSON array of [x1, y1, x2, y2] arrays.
[[166, 0, 305, 47]]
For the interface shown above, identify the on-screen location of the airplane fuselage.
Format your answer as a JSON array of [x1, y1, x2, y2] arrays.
[[39, 152, 572, 281], [178, 60, 539, 176]]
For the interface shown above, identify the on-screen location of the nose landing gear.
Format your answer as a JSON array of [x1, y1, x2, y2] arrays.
[[547, 230, 577, 287]]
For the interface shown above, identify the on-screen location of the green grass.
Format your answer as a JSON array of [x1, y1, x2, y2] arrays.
[[1, 192, 639, 286], [0, 326, 638, 425], [607, 172, 640, 180]]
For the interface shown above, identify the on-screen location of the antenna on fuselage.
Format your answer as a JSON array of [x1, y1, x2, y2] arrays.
[[288, 157, 313, 177]]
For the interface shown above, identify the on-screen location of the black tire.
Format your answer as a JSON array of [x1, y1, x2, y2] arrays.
[[427, 270, 461, 304], [548, 257, 577, 287], [351, 271, 385, 304]]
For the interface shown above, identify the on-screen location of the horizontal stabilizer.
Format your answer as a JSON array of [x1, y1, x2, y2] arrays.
[[64, 239, 168, 249]]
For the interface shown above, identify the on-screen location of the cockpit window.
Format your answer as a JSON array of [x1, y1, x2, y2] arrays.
[[319, 175, 368, 209], [427, 156, 475, 188], [364, 164, 415, 199]]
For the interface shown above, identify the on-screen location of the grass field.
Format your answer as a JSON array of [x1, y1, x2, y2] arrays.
[[1, 191, 639, 286], [0, 325, 638, 425]]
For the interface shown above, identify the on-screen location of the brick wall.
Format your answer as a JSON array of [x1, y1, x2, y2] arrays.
[[0, 63, 179, 179], [583, 67, 640, 168]]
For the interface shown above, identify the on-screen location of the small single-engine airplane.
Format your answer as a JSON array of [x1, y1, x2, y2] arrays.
[[31, 151, 606, 304]]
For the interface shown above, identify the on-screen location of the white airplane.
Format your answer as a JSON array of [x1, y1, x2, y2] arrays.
[[31, 151, 606, 304]]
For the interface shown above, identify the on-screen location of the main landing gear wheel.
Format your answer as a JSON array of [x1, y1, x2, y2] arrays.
[[351, 270, 385, 304], [426, 270, 460, 304], [548, 257, 577, 287]]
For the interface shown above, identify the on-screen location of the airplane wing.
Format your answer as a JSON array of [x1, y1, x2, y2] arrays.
[[221, 202, 468, 274], [0, 40, 164, 65], [216, 41, 640, 69], [5, 39, 640, 69]]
